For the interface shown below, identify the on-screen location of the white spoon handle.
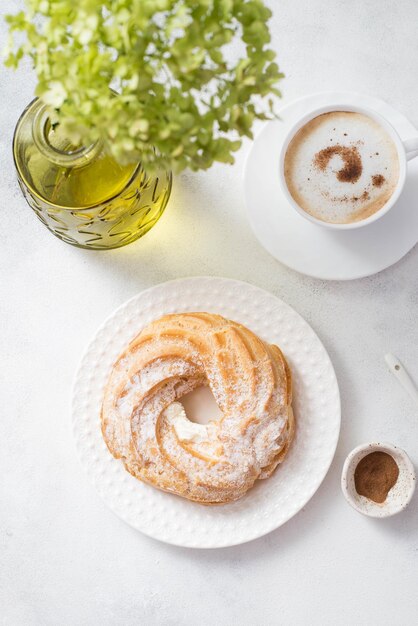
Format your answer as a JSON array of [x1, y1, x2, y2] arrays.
[[385, 353, 418, 408]]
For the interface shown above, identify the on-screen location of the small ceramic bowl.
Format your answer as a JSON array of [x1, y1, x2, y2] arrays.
[[341, 442, 416, 517]]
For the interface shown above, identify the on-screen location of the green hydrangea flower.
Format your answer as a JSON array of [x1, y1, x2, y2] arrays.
[[5, 0, 283, 172]]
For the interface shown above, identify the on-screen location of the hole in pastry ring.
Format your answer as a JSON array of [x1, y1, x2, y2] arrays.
[[101, 312, 294, 504]]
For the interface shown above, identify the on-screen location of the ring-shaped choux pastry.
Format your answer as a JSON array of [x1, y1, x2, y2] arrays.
[[101, 313, 294, 504]]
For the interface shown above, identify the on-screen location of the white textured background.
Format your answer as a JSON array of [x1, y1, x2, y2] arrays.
[[1, 1, 418, 625]]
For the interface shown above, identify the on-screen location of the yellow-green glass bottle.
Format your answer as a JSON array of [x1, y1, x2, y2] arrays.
[[13, 98, 172, 249]]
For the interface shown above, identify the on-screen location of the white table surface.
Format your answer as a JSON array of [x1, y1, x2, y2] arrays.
[[1, 1, 418, 625]]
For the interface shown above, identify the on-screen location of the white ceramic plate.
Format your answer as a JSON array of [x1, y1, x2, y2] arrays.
[[72, 277, 340, 548], [245, 92, 418, 280]]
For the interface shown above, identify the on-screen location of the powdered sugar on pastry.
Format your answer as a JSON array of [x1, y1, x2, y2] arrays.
[[101, 312, 295, 504]]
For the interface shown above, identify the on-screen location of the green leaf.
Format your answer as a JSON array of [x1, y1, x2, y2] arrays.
[[3, 0, 283, 172]]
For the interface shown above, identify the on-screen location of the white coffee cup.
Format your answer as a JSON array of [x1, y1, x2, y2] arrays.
[[279, 102, 418, 230]]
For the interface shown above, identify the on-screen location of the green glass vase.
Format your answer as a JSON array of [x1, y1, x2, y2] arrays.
[[13, 98, 172, 250]]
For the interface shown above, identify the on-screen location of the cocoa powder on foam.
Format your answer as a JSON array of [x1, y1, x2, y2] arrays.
[[314, 144, 363, 183], [284, 111, 399, 224]]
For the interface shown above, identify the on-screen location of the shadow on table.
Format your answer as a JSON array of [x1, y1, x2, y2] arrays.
[[75, 168, 253, 289]]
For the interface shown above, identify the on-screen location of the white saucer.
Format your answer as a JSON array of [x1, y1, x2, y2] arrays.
[[244, 92, 418, 280], [72, 277, 340, 548]]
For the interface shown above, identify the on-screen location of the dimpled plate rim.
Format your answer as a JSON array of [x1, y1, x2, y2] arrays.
[[72, 277, 341, 548]]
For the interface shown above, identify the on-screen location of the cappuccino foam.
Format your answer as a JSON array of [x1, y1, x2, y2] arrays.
[[284, 111, 399, 224]]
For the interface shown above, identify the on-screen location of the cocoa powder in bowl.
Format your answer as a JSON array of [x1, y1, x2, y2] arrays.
[[354, 451, 399, 503]]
